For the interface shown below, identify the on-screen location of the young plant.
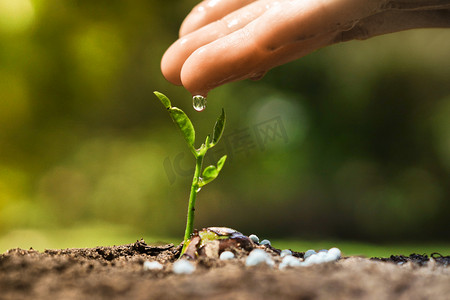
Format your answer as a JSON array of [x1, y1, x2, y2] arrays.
[[153, 91, 227, 255]]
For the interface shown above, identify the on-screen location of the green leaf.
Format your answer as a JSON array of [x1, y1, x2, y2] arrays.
[[169, 107, 195, 150], [210, 108, 226, 147], [216, 155, 227, 171], [153, 91, 172, 109], [203, 165, 218, 180], [199, 155, 227, 187], [200, 165, 218, 187]]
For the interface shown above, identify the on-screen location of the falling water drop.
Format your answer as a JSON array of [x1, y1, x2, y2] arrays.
[[193, 95, 207, 112]]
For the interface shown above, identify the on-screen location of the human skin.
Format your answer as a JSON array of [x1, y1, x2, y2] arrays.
[[161, 0, 450, 97]]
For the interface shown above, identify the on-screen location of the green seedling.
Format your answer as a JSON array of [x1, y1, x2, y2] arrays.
[[153, 91, 227, 256]]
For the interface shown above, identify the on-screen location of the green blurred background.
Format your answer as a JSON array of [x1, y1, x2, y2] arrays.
[[1, 0, 449, 255]]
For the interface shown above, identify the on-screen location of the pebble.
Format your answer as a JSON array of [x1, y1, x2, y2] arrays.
[[280, 249, 293, 258], [249, 234, 259, 243], [245, 249, 274, 267], [219, 251, 235, 260], [173, 259, 195, 274], [260, 239, 271, 246], [143, 261, 163, 271], [279, 255, 302, 270]]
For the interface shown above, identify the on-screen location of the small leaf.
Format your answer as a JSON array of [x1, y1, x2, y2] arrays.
[[153, 91, 172, 109], [211, 108, 226, 147], [169, 107, 195, 150], [199, 165, 218, 187], [199, 155, 227, 187], [216, 155, 227, 171], [203, 165, 218, 180]]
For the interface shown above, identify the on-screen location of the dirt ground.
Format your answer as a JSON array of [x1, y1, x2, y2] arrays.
[[1, 239, 449, 300]]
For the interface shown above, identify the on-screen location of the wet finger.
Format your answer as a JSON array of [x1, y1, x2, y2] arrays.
[[178, 1, 337, 95], [179, 0, 257, 37], [162, 0, 275, 85], [179, 22, 337, 96], [179, 0, 384, 95]]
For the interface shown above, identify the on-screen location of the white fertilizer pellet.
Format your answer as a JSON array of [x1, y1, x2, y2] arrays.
[[277, 247, 342, 269], [173, 259, 195, 274], [260, 239, 271, 246], [143, 261, 163, 271], [303, 247, 341, 266], [304, 253, 322, 265], [245, 249, 274, 267], [280, 249, 293, 258], [304, 249, 317, 259], [219, 251, 235, 260], [279, 255, 302, 270], [328, 247, 341, 260], [249, 234, 260, 243]]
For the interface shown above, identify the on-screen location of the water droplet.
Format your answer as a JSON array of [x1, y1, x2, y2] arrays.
[[193, 95, 207, 112], [196, 178, 203, 192]]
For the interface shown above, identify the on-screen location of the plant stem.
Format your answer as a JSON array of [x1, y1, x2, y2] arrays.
[[181, 154, 204, 255]]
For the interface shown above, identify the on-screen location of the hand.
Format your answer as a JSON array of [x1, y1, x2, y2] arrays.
[[161, 0, 450, 97]]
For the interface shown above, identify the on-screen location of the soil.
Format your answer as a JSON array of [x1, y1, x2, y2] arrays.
[[1, 239, 449, 300]]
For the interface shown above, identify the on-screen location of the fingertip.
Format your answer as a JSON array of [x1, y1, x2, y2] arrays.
[[161, 43, 183, 86], [179, 31, 261, 96], [180, 52, 211, 97]]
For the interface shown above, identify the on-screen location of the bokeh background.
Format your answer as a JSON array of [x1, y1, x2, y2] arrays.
[[1, 0, 449, 253]]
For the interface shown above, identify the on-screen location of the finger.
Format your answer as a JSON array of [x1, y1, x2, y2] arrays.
[[179, 0, 257, 37], [251, 0, 384, 52], [179, 0, 388, 95], [180, 22, 338, 96], [161, 0, 276, 85], [338, 9, 450, 42], [179, 0, 379, 96]]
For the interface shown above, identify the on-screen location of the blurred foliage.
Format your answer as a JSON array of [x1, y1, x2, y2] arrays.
[[0, 0, 449, 247]]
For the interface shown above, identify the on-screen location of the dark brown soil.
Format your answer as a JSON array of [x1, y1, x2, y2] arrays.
[[1, 239, 449, 300]]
